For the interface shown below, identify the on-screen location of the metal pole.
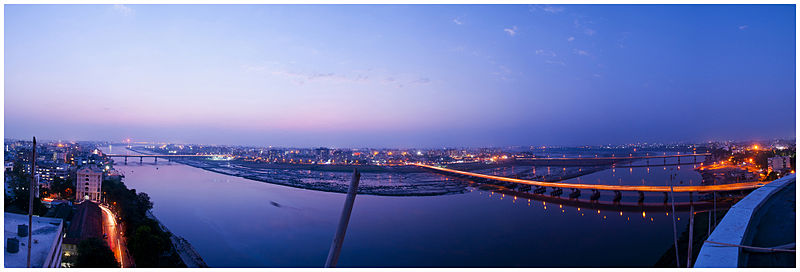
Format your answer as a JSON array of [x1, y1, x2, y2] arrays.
[[708, 209, 711, 237], [324, 169, 361, 268], [713, 180, 717, 229], [27, 137, 37, 268], [669, 173, 680, 268], [687, 194, 694, 267]]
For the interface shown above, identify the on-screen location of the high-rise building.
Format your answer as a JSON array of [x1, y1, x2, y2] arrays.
[[76, 166, 103, 203], [34, 162, 69, 185], [768, 156, 793, 172]]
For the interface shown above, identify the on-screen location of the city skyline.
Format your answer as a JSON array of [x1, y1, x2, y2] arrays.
[[2, 136, 795, 150], [5, 4, 796, 148]]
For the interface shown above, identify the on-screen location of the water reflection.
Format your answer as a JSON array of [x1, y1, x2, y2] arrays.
[[98, 145, 740, 267]]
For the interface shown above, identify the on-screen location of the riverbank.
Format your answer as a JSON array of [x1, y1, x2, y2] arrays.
[[99, 145, 713, 267], [174, 158, 469, 196], [123, 147, 618, 196], [125, 147, 469, 196], [147, 211, 208, 268]]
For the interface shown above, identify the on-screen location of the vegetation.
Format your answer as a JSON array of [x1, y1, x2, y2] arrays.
[[3, 167, 48, 216], [130, 224, 171, 266], [49, 176, 76, 200], [102, 176, 185, 267], [729, 151, 774, 171], [75, 237, 120, 268], [765, 171, 780, 181]]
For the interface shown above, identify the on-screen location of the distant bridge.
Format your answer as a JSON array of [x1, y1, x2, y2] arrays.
[[105, 154, 228, 158], [412, 163, 768, 193], [104, 153, 233, 164]]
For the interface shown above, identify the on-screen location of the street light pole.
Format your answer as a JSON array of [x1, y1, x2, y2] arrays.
[[687, 193, 694, 267], [669, 173, 680, 268], [27, 137, 37, 268], [324, 169, 361, 268]]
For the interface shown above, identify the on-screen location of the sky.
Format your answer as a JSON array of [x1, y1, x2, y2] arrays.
[[4, 4, 796, 148]]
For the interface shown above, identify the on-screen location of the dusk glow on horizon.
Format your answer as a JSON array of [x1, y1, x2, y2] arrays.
[[4, 4, 796, 147]]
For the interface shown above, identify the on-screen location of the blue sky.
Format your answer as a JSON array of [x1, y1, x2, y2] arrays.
[[4, 4, 796, 148]]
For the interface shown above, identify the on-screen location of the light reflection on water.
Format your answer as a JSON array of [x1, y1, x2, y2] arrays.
[[101, 146, 712, 267]]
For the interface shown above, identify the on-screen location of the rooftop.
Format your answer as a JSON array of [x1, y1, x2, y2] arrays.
[[63, 201, 102, 245], [695, 174, 796, 267], [741, 180, 795, 267], [4, 212, 64, 268], [76, 166, 103, 174]]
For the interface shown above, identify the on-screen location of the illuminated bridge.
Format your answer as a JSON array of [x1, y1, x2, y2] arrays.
[[105, 154, 229, 158], [517, 153, 711, 160], [104, 153, 233, 163], [513, 153, 711, 165], [411, 163, 768, 193]]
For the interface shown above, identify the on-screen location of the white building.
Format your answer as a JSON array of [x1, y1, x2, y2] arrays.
[[4, 212, 64, 268], [35, 162, 69, 185], [768, 156, 793, 172], [76, 166, 103, 203]]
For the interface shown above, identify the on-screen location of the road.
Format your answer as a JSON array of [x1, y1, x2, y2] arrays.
[[515, 152, 711, 160], [412, 163, 769, 192], [100, 205, 135, 268]]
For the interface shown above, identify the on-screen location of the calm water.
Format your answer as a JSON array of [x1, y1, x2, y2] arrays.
[[101, 145, 700, 267]]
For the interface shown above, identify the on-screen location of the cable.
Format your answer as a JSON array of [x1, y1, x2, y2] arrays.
[[704, 240, 796, 253]]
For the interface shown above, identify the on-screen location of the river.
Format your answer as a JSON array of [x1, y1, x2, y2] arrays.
[[100, 145, 703, 267]]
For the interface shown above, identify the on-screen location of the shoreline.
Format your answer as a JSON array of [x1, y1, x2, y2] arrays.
[[116, 147, 469, 196], [176, 158, 469, 196], [113, 146, 627, 197], [146, 211, 209, 268]]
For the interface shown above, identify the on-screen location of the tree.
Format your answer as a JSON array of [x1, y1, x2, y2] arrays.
[[765, 171, 779, 181], [137, 192, 153, 213], [5, 169, 47, 215], [51, 176, 76, 200], [75, 237, 120, 268], [129, 224, 167, 267], [101, 177, 183, 267]]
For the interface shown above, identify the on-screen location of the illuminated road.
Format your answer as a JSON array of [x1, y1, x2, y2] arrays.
[[100, 205, 134, 268], [412, 163, 769, 192], [515, 153, 711, 161]]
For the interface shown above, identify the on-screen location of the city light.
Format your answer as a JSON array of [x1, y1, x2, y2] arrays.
[[2, 3, 794, 267]]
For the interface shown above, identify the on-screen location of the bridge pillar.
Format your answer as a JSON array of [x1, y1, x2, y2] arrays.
[[687, 200, 695, 267], [140, 157, 143, 164], [569, 189, 581, 199], [638, 192, 645, 203], [590, 189, 600, 201], [155, 157, 158, 164], [124, 157, 127, 165], [678, 157, 680, 164]]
